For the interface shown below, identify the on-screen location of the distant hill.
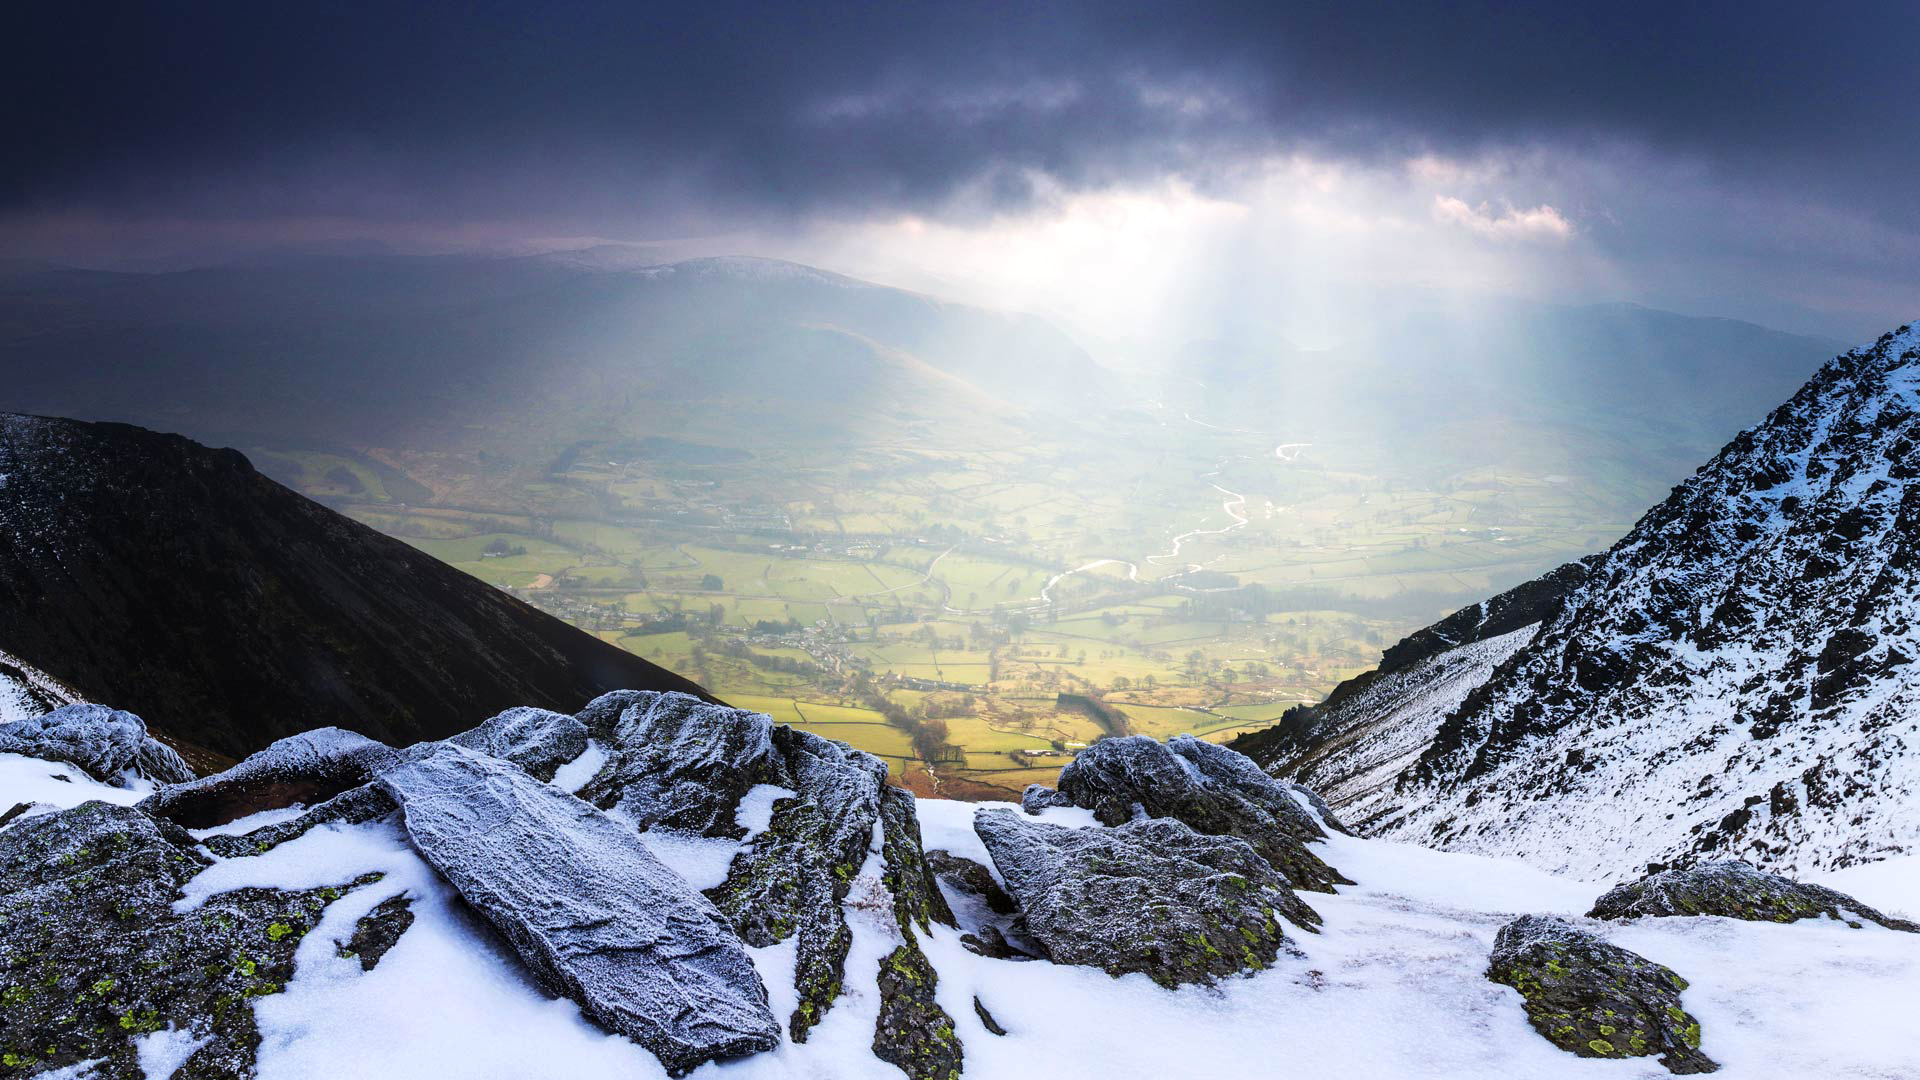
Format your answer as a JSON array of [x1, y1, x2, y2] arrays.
[[0, 254, 1107, 458], [0, 414, 712, 758]]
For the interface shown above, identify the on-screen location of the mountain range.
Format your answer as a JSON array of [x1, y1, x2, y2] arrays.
[[1235, 322, 1920, 878]]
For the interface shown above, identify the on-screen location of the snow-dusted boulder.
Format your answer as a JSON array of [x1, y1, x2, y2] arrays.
[[926, 848, 1018, 916], [974, 807, 1316, 988], [1487, 914, 1717, 1074], [1020, 782, 1073, 814], [575, 691, 783, 834], [0, 800, 375, 1078], [0, 703, 193, 786], [377, 742, 780, 1075], [1588, 860, 1918, 932], [1054, 735, 1350, 892], [140, 726, 398, 828], [446, 705, 588, 782]]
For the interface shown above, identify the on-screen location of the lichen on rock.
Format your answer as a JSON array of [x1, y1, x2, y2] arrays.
[[1053, 735, 1351, 892], [0, 800, 375, 1078], [1588, 860, 1918, 931], [1487, 914, 1718, 1075], [974, 807, 1314, 989]]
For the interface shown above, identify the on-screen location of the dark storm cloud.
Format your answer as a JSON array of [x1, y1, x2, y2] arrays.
[[5, 1, 1917, 231]]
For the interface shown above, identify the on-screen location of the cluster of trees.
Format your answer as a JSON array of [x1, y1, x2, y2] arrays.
[[855, 682, 963, 765], [482, 537, 529, 558]]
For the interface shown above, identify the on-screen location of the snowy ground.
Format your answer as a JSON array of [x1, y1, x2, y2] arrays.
[[5, 755, 1917, 1080]]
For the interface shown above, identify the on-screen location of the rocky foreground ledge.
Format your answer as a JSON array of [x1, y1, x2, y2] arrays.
[[3, 696, 1908, 1078]]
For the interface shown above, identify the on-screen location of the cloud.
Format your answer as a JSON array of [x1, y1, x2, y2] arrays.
[[1433, 197, 1575, 241]]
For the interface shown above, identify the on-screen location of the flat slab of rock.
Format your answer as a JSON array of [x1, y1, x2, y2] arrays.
[[1054, 735, 1350, 892], [1488, 914, 1717, 1075], [0, 703, 193, 786], [140, 726, 398, 828], [974, 807, 1315, 988], [378, 742, 778, 1075], [1589, 860, 1918, 931]]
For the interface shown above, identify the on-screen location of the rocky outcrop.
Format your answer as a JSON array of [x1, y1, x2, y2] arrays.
[[0, 800, 377, 1078], [926, 849, 1017, 916], [576, 691, 783, 835], [201, 784, 400, 859], [1020, 783, 1074, 814], [0, 704, 193, 787], [140, 727, 399, 829], [377, 742, 780, 1076], [974, 808, 1314, 988], [1487, 915, 1717, 1075], [338, 893, 416, 971], [1054, 735, 1349, 892], [1588, 861, 1918, 931], [446, 706, 587, 783]]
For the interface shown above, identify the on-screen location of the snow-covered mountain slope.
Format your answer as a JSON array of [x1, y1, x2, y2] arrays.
[[6, 740, 1916, 1080], [1246, 323, 1920, 878], [0, 645, 78, 725]]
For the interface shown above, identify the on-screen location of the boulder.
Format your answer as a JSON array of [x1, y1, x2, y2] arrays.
[[926, 848, 1018, 916], [974, 807, 1316, 988], [0, 703, 193, 786], [1053, 735, 1350, 892], [140, 727, 398, 829], [201, 783, 399, 858], [1588, 860, 1917, 931], [1487, 914, 1717, 1074], [575, 691, 783, 836], [0, 800, 376, 1078], [377, 742, 780, 1076], [1021, 783, 1074, 814], [445, 705, 588, 782]]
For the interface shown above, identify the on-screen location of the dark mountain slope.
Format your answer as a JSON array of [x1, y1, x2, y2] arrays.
[[1238, 322, 1920, 877], [0, 414, 711, 758]]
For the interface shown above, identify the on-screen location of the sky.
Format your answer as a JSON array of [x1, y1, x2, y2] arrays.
[[6, 1, 1917, 343]]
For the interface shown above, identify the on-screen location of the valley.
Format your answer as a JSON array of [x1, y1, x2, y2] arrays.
[[264, 407, 1632, 799]]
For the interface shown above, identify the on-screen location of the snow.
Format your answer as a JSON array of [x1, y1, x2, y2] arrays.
[[1811, 855, 1920, 921], [548, 739, 610, 794], [135, 1024, 212, 1079], [0, 750, 150, 824]]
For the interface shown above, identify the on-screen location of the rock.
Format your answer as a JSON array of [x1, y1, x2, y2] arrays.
[[958, 924, 1031, 960], [1487, 914, 1718, 1075], [0, 802, 29, 829], [1287, 783, 1352, 836], [926, 848, 1018, 915], [1021, 784, 1074, 814], [201, 783, 400, 858], [0, 800, 374, 1078], [871, 785, 964, 1080], [705, 725, 891, 1042], [576, 691, 783, 836], [1053, 735, 1350, 892], [0, 703, 193, 787], [338, 893, 416, 971], [140, 727, 398, 829], [972, 996, 1007, 1036], [1588, 860, 1918, 931], [377, 742, 779, 1076], [872, 945, 962, 1080], [446, 705, 588, 782], [974, 807, 1316, 988]]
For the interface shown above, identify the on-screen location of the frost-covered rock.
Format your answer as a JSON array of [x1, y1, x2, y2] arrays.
[[974, 807, 1314, 988], [0, 800, 374, 1078], [1054, 735, 1350, 892], [926, 848, 1017, 916], [1487, 914, 1717, 1074], [201, 783, 400, 858], [141, 726, 398, 829], [1020, 783, 1073, 814], [1588, 860, 1919, 931], [0, 703, 193, 787], [377, 742, 780, 1076], [338, 892, 417, 971], [1286, 783, 1351, 836], [445, 705, 587, 782], [576, 691, 782, 835]]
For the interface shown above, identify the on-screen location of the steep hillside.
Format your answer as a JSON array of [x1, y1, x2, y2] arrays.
[[0, 414, 711, 757], [1241, 323, 1920, 878]]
